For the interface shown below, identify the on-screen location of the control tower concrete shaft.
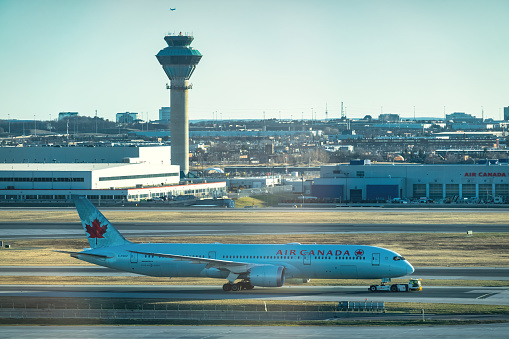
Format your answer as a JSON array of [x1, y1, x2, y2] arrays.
[[156, 34, 202, 175]]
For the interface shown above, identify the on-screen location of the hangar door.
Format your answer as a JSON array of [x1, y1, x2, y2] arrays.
[[366, 185, 398, 201], [311, 184, 344, 199], [350, 189, 362, 202]]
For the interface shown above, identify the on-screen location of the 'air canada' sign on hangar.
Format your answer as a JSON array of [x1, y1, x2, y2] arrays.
[[464, 172, 507, 177]]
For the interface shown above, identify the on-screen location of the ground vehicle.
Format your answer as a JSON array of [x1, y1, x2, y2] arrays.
[[369, 278, 422, 292], [493, 196, 504, 204]]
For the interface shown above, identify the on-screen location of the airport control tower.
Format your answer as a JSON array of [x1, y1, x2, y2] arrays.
[[156, 34, 202, 176]]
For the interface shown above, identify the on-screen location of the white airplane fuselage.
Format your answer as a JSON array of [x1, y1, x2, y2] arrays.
[[75, 242, 413, 281], [65, 196, 414, 290]]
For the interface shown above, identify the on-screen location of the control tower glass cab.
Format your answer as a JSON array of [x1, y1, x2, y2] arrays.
[[156, 34, 202, 176]]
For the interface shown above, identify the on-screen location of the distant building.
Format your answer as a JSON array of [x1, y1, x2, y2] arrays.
[[264, 143, 274, 155], [159, 107, 171, 122], [116, 112, 139, 123], [504, 106, 509, 121], [58, 112, 78, 120], [378, 114, 400, 122], [312, 161, 509, 202], [446, 112, 479, 122]]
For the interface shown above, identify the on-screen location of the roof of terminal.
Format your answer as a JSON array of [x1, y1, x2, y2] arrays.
[[0, 163, 169, 171]]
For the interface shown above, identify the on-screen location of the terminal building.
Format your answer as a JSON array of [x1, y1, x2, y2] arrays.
[[312, 160, 509, 202], [0, 163, 226, 202], [0, 146, 226, 202]]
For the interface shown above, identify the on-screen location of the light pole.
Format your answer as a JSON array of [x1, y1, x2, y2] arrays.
[[344, 172, 349, 203], [301, 173, 305, 208]]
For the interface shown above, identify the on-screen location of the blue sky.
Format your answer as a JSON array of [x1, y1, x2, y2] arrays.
[[1, 0, 508, 122]]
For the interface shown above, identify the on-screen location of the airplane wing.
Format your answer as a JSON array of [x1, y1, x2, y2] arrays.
[[128, 250, 257, 274]]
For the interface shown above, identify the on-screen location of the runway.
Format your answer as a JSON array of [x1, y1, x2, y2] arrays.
[[1, 222, 508, 239], [0, 284, 508, 305], [1, 265, 507, 305]]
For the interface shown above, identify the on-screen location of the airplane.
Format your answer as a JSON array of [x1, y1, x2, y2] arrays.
[[59, 196, 414, 292], [169, 8, 176, 11]]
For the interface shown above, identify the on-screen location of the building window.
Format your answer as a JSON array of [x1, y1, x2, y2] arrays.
[[0, 177, 84, 182], [98, 173, 178, 181], [356, 171, 364, 178]]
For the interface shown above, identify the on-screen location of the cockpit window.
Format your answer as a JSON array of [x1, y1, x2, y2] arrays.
[[393, 256, 405, 261]]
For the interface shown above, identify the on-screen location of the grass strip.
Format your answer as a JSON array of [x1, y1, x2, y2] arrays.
[[1, 209, 509, 224]]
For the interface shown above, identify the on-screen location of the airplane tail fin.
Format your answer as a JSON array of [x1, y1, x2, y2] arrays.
[[73, 195, 131, 248]]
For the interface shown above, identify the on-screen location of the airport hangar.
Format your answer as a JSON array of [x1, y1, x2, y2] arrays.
[[0, 146, 226, 202], [312, 160, 509, 202]]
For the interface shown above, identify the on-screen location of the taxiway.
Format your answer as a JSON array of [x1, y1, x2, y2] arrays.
[[0, 284, 508, 305]]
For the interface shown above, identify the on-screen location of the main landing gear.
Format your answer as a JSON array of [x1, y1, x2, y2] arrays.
[[222, 281, 254, 292]]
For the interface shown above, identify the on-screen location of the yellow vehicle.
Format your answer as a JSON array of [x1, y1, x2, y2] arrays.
[[408, 278, 422, 291]]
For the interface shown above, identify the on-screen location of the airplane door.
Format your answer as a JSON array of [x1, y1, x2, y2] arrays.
[[303, 255, 311, 265], [130, 252, 138, 263], [371, 253, 380, 266], [208, 251, 216, 259]]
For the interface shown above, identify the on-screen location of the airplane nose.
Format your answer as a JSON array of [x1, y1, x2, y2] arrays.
[[407, 262, 415, 275]]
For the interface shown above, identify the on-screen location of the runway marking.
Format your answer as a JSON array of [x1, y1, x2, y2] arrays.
[[476, 292, 499, 299]]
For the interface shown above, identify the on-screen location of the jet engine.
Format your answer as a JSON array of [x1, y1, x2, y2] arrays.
[[248, 265, 285, 287]]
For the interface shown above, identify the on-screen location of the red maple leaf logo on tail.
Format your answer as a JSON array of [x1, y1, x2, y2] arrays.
[[85, 218, 107, 238]]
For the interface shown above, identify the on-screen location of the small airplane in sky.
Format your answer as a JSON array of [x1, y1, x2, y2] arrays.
[[59, 196, 414, 291], [170, 8, 176, 11]]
